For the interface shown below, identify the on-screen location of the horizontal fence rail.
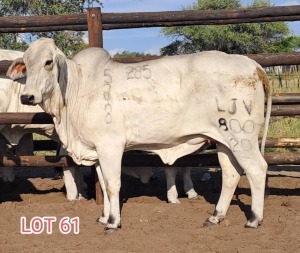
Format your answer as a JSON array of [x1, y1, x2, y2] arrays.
[[0, 6, 300, 33], [246, 53, 300, 67], [272, 93, 300, 104], [270, 104, 300, 116], [1, 152, 299, 167], [0, 112, 53, 124], [27, 137, 300, 152], [261, 138, 300, 148]]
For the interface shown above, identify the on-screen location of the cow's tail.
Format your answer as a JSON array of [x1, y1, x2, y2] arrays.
[[257, 67, 272, 156]]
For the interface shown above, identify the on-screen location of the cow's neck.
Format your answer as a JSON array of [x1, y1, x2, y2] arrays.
[[42, 59, 80, 150]]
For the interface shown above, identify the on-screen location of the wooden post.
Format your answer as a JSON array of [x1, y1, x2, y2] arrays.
[[87, 7, 103, 205], [87, 7, 103, 47]]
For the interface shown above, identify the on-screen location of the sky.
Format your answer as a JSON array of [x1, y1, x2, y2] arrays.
[[95, 0, 300, 55]]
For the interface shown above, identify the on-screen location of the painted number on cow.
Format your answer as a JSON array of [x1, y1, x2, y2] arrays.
[[20, 216, 80, 235], [219, 118, 254, 134], [230, 138, 252, 152], [126, 65, 151, 80], [219, 118, 228, 131], [103, 68, 112, 124], [215, 98, 252, 116]]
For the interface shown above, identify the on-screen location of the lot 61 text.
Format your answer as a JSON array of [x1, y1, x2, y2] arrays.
[[20, 216, 80, 234]]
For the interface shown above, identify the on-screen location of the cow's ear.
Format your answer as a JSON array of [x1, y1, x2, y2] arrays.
[[56, 53, 67, 86], [6, 58, 26, 80]]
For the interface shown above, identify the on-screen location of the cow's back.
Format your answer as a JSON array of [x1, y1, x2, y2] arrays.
[[0, 49, 23, 62]]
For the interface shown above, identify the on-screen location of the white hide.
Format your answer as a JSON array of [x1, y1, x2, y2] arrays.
[[7, 38, 271, 232]]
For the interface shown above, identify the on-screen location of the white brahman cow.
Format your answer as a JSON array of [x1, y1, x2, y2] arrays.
[[0, 48, 87, 201], [0, 49, 197, 204], [7, 38, 271, 233], [0, 49, 25, 182]]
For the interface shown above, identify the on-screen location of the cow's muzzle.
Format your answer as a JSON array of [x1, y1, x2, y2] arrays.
[[20, 94, 35, 105]]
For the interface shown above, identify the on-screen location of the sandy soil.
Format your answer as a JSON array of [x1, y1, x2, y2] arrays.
[[0, 166, 299, 253]]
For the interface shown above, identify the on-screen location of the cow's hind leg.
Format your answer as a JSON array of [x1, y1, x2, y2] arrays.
[[234, 150, 267, 228], [204, 144, 242, 227]]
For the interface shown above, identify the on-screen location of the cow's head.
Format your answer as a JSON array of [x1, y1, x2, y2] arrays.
[[7, 38, 67, 107]]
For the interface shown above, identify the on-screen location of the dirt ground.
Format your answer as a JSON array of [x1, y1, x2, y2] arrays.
[[0, 165, 299, 253]]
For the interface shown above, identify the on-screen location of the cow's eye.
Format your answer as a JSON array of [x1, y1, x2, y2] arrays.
[[45, 60, 53, 66]]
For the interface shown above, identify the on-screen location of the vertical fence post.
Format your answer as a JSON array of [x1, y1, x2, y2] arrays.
[[87, 7, 103, 205], [87, 7, 103, 47]]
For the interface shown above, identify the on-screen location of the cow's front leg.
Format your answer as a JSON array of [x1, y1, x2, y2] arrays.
[[97, 146, 123, 233], [95, 163, 110, 225], [240, 151, 267, 228], [60, 148, 80, 201]]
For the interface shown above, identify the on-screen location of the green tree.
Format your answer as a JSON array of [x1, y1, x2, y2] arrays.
[[0, 0, 102, 56], [0, 33, 28, 51], [160, 0, 300, 55]]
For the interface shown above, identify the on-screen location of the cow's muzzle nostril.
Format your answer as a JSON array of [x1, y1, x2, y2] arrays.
[[20, 94, 35, 105]]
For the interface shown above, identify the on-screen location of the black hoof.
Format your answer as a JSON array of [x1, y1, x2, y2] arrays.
[[244, 224, 258, 229], [203, 219, 218, 228], [104, 227, 118, 234]]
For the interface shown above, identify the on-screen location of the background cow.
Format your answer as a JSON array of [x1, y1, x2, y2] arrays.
[[7, 38, 271, 233], [0, 49, 88, 201]]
